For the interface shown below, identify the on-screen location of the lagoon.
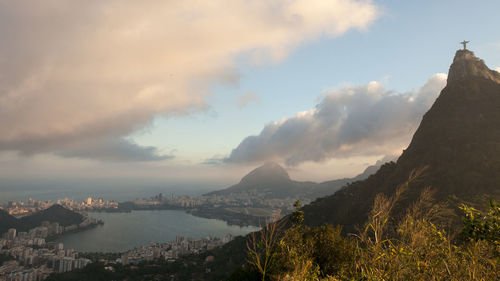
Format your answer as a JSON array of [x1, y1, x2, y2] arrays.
[[54, 210, 259, 252]]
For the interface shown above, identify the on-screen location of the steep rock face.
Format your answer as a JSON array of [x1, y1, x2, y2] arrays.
[[447, 50, 500, 84], [397, 50, 500, 198], [302, 50, 500, 231]]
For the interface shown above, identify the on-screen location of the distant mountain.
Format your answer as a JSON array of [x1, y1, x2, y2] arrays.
[[314, 157, 396, 198], [206, 162, 311, 199], [206, 161, 384, 200], [0, 210, 21, 235], [0, 205, 84, 235], [240, 162, 291, 185], [301, 49, 500, 231], [19, 205, 83, 229]]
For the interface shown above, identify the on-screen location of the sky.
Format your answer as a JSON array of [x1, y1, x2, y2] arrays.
[[1, 0, 500, 192]]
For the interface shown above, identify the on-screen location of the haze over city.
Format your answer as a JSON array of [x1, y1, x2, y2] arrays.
[[1, 0, 500, 191]]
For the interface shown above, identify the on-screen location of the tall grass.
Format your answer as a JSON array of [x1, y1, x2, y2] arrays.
[[242, 168, 499, 281]]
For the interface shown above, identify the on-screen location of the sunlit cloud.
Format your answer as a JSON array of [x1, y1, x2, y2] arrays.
[[225, 73, 447, 166], [0, 0, 378, 161]]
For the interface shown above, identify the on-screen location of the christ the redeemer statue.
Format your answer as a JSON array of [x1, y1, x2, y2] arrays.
[[461, 40, 470, 50]]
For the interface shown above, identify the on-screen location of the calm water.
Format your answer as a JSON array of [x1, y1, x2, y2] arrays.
[[54, 210, 259, 252]]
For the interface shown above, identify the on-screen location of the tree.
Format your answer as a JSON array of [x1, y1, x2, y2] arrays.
[[461, 200, 500, 246], [246, 213, 283, 281], [290, 200, 304, 227]]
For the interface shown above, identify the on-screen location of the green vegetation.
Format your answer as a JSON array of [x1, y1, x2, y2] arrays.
[[461, 200, 500, 245], [45, 263, 117, 281], [1, 205, 84, 235], [237, 177, 499, 280], [188, 206, 264, 226], [78, 252, 122, 262], [45, 252, 245, 281], [226, 207, 274, 217], [0, 254, 14, 266]]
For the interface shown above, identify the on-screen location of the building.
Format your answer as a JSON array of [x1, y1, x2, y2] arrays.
[[7, 229, 16, 241]]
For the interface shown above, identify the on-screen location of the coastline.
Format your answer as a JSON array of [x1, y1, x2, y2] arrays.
[[95, 202, 265, 227], [45, 221, 104, 242]]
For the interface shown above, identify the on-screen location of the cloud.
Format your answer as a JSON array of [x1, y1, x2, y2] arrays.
[[0, 0, 378, 161], [201, 156, 225, 166], [225, 73, 447, 166], [495, 67, 500, 72], [58, 138, 173, 162], [237, 91, 262, 108]]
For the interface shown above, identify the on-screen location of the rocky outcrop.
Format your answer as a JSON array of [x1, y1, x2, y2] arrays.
[[301, 49, 500, 231], [447, 50, 500, 84]]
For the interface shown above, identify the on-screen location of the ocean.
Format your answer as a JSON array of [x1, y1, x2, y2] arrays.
[[0, 181, 222, 204]]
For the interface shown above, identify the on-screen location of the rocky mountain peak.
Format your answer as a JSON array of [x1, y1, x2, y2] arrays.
[[447, 49, 500, 84], [240, 162, 291, 185], [301, 49, 500, 231]]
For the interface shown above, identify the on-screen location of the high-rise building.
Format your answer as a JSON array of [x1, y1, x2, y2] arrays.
[[86, 197, 92, 205], [7, 228, 16, 240], [121, 253, 129, 265], [175, 236, 184, 243], [74, 258, 90, 269], [55, 257, 74, 273]]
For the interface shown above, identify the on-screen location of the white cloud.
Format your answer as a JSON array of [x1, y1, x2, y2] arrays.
[[225, 73, 448, 166], [495, 66, 500, 72], [0, 0, 378, 161]]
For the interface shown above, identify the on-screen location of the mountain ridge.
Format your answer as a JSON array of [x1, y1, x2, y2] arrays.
[[0, 205, 84, 235], [206, 161, 385, 200], [0, 210, 21, 235], [301, 49, 500, 231]]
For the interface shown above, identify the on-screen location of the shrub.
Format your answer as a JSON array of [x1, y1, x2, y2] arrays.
[[244, 169, 499, 281]]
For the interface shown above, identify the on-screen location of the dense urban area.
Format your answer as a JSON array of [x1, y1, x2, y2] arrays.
[[0, 195, 247, 281], [2, 191, 296, 227], [0, 217, 98, 280]]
